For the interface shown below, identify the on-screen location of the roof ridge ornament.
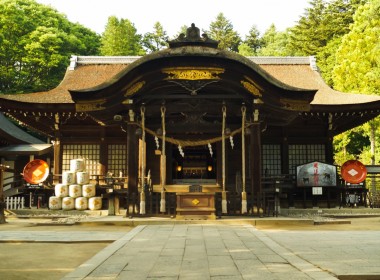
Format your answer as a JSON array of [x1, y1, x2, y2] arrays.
[[168, 23, 219, 48], [69, 55, 78, 70], [309, 56, 318, 71]]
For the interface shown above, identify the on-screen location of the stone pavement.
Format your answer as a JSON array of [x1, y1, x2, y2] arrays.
[[49, 223, 379, 280], [1, 215, 380, 280]]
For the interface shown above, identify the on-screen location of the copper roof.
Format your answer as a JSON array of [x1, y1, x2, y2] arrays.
[[0, 55, 379, 106]]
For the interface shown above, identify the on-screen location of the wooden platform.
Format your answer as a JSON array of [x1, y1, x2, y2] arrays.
[[176, 192, 216, 220], [153, 183, 221, 219]]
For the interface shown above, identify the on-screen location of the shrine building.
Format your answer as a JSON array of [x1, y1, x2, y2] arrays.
[[1, 24, 380, 216]]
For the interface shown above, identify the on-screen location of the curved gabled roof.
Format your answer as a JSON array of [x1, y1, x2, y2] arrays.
[[1, 54, 379, 109], [258, 62, 380, 106], [69, 47, 314, 97]]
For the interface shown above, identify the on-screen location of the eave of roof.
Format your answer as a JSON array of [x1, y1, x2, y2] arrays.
[[258, 63, 380, 107], [0, 112, 44, 144], [0, 143, 52, 156], [0, 54, 379, 109]]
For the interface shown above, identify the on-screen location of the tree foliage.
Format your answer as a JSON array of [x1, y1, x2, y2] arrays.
[[207, 13, 241, 52], [289, 0, 363, 55], [332, 0, 380, 165], [142, 22, 169, 53], [288, 0, 367, 86], [100, 16, 145, 56], [242, 25, 261, 55], [256, 25, 293, 56], [332, 0, 380, 94], [0, 0, 100, 93]]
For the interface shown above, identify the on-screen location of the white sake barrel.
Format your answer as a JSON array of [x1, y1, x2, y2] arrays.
[[75, 197, 88, 210], [62, 171, 76, 185], [70, 159, 85, 172], [69, 184, 82, 198], [76, 171, 90, 185], [82, 184, 96, 198], [49, 196, 62, 210], [88, 197, 102, 210], [55, 184, 68, 198], [62, 197, 75, 210]]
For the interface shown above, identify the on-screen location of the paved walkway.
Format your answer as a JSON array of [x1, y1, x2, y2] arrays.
[[47, 224, 379, 280], [1, 221, 380, 279]]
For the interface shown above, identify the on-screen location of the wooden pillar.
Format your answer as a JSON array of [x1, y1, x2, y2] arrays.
[[126, 124, 139, 216], [166, 143, 173, 185], [250, 122, 262, 196], [127, 124, 139, 195], [216, 141, 223, 187], [216, 141, 228, 190], [52, 139, 61, 184]]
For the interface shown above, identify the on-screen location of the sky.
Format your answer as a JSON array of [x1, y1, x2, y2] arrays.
[[35, 0, 311, 38]]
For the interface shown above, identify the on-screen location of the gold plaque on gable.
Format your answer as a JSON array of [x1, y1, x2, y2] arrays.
[[75, 99, 106, 112], [280, 98, 310, 111], [241, 77, 263, 97], [125, 81, 145, 97], [162, 67, 224, 80]]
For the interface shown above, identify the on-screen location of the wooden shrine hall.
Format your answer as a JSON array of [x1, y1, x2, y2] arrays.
[[1, 24, 380, 217]]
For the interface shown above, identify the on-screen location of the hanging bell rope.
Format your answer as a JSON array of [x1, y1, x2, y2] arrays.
[[160, 106, 166, 213], [241, 105, 247, 214], [140, 106, 146, 215], [222, 105, 227, 214]]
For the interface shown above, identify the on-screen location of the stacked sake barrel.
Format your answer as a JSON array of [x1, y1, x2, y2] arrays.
[[49, 159, 102, 211]]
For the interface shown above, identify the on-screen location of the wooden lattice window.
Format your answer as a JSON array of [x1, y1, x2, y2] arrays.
[[288, 144, 325, 174], [262, 144, 282, 176], [62, 144, 100, 175], [107, 144, 127, 176]]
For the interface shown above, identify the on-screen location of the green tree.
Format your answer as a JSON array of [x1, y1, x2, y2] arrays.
[[332, 0, 380, 191], [288, 0, 327, 55], [257, 25, 293, 56], [333, 0, 380, 93], [142, 22, 169, 53], [100, 16, 145, 56], [242, 25, 261, 55], [238, 43, 256, 56], [288, 0, 365, 54], [316, 37, 343, 86], [0, 0, 100, 93], [288, 0, 366, 84], [333, 130, 354, 165], [207, 13, 241, 51]]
